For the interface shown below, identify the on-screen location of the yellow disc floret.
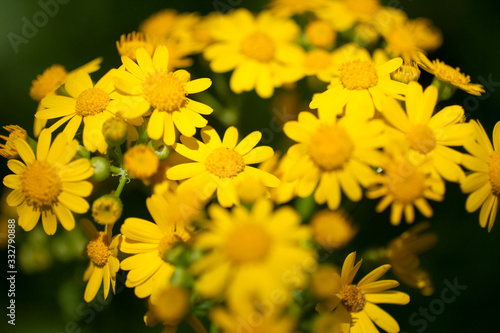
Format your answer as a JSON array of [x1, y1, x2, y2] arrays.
[[21, 160, 62, 208], [387, 163, 426, 204], [226, 224, 271, 264], [406, 124, 436, 154], [341, 284, 366, 313], [143, 72, 187, 111], [87, 232, 110, 267], [241, 32, 276, 63], [75, 88, 110, 116], [0, 125, 28, 159], [340, 59, 378, 90], [30, 65, 68, 102], [205, 147, 245, 178], [124, 145, 160, 181], [309, 125, 354, 171], [489, 152, 500, 196]]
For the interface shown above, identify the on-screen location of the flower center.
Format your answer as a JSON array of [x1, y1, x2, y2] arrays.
[[226, 224, 271, 264], [0, 125, 28, 159], [305, 20, 336, 48], [304, 49, 332, 72], [308, 125, 354, 171], [124, 145, 160, 180], [387, 162, 426, 204], [205, 147, 245, 178], [488, 152, 500, 196], [21, 160, 62, 208], [30, 65, 68, 102], [75, 88, 110, 116], [341, 285, 365, 313], [87, 233, 110, 267], [432, 60, 471, 85], [241, 32, 276, 63], [340, 59, 378, 90], [406, 124, 436, 154], [142, 72, 187, 111], [158, 233, 183, 261]]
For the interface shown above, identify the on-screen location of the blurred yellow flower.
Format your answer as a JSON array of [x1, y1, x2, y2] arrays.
[[311, 209, 358, 249], [123, 145, 160, 184], [315, 0, 382, 32]]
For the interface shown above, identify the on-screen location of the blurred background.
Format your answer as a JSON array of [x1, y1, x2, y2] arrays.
[[1, 0, 500, 332]]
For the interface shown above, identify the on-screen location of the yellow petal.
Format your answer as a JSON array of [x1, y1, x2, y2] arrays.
[[364, 302, 401, 332], [147, 109, 165, 140], [54, 203, 75, 231], [152, 45, 169, 72], [235, 131, 262, 155], [14, 138, 35, 164], [41, 209, 58, 235], [184, 78, 212, 94], [84, 267, 103, 302], [166, 163, 206, 180], [222, 126, 239, 148], [365, 291, 410, 305], [7, 159, 26, 175], [58, 192, 90, 214]]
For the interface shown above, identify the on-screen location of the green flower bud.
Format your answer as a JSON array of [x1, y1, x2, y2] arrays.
[[102, 117, 128, 146], [90, 156, 110, 181]]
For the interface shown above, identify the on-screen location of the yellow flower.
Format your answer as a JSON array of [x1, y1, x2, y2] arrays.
[[119, 194, 193, 298], [316, 252, 409, 333], [30, 58, 102, 137], [311, 209, 358, 249], [367, 142, 444, 225], [3, 130, 93, 235], [417, 52, 485, 96], [305, 20, 337, 48], [268, 0, 330, 17], [114, 46, 212, 145], [283, 111, 385, 210], [123, 145, 160, 184], [382, 82, 473, 183], [144, 286, 190, 330], [0, 125, 28, 159], [204, 9, 304, 98], [386, 222, 437, 295], [116, 31, 156, 60], [166, 126, 279, 207], [81, 219, 119, 302], [315, 0, 382, 32], [37, 70, 143, 153], [91, 195, 123, 225], [191, 199, 315, 315], [302, 49, 337, 83], [461, 120, 500, 232], [310, 56, 407, 119]]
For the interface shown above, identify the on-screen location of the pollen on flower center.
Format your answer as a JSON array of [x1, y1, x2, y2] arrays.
[[30, 65, 68, 102], [87, 233, 110, 267], [341, 284, 366, 313], [433, 60, 470, 85], [75, 87, 110, 116], [158, 233, 183, 261], [226, 224, 271, 264], [21, 160, 62, 208], [308, 125, 354, 171], [241, 32, 276, 63], [488, 152, 500, 196], [406, 124, 436, 154], [205, 147, 245, 178], [340, 59, 378, 90], [143, 72, 187, 112]]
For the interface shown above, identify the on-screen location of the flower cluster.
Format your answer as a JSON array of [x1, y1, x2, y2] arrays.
[[2, 1, 495, 333]]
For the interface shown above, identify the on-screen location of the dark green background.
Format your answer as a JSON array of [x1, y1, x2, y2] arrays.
[[1, 0, 500, 332]]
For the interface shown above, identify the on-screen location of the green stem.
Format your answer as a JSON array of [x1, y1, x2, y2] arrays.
[[114, 145, 124, 168], [186, 315, 208, 333], [114, 172, 127, 198], [109, 166, 122, 174]]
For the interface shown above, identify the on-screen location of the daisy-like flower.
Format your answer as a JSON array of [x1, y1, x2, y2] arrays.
[[30, 58, 102, 137], [3, 130, 93, 235], [382, 81, 473, 183], [191, 199, 315, 315], [80, 219, 120, 302], [316, 0, 382, 32], [116, 31, 156, 60], [204, 8, 304, 98], [0, 125, 28, 159], [417, 52, 485, 96], [316, 252, 410, 333], [123, 145, 160, 184], [120, 193, 195, 298], [310, 56, 407, 120], [367, 142, 445, 225], [166, 126, 279, 207], [37, 70, 143, 153], [114, 46, 212, 145], [305, 19, 337, 49], [283, 111, 385, 210], [268, 0, 330, 17], [461, 120, 500, 232]]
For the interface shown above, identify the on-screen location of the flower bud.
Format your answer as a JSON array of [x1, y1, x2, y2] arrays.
[[391, 62, 421, 84], [92, 195, 123, 225], [102, 117, 128, 146], [90, 156, 111, 181]]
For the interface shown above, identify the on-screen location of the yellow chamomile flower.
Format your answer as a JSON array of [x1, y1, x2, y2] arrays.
[[3, 130, 93, 235], [310, 56, 407, 120], [191, 199, 315, 315], [37, 70, 143, 153], [204, 8, 304, 98], [461, 120, 500, 232], [114, 46, 213, 145], [417, 52, 485, 96], [316, 252, 410, 333], [386, 222, 437, 295], [166, 126, 279, 207], [81, 219, 119, 302], [0, 125, 28, 159], [367, 142, 444, 225], [382, 82, 473, 183], [30, 58, 102, 137], [120, 193, 193, 298], [283, 111, 385, 210]]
